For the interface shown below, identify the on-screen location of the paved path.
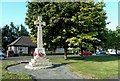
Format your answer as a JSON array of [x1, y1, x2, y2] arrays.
[[7, 63, 84, 79], [4, 55, 119, 80]]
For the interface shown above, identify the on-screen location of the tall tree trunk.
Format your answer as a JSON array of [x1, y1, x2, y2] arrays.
[[53, 48, 56, 54], [93, 46, 97, 54], [115, 46, 118, 55], [64, 48, 67, 60], [80, 44, 85, 59], [81, 44, 83, 54]]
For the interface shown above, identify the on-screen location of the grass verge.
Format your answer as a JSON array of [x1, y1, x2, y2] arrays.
[[1, 55, 119, 79], [1, 61, 33, 80], [50, 56, 119, 79], [0, 61, 2, 81]]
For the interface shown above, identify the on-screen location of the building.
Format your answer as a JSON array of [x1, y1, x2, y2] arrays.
[[7, 36, 37, 56]]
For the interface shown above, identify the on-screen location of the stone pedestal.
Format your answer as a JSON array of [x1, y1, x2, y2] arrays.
[[25, 48, 53, 70]]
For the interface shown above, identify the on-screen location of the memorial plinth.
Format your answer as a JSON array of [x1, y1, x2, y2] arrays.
[[25, 56, 53, 70], [25, 16, 53, 70]]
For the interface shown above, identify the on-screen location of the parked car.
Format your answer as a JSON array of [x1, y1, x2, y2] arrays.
[[0, 50, 7, 60], [108, 49, 120, 55], [96, 50, 106, 55], [79, 51, 92, 56]]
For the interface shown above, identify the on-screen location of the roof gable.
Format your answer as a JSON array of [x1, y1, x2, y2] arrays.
[[8, 36, 37, 47]]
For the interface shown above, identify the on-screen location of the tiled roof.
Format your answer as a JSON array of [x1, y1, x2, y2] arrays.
[[8, 36, 37, 47]]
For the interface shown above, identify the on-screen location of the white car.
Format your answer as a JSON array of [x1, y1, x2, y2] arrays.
[[108, 49, 120, 54]]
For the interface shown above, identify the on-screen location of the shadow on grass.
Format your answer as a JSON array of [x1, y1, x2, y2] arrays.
[[53, 62, 76, 68], [67, 55, 119, 62]]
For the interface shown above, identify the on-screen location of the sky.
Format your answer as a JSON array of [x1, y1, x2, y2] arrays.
[[0, 0, 119, 31], [104, 1, 118, 30]]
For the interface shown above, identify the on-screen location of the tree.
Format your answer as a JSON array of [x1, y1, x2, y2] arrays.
[[106, 30, 116, 49], [26, 2, 74, 59], [2, 24, 13, 50], [2, 22, 29, 51], [0, 28, 2, 50], [116, 27, 120, 54], [106, 27, 120, 55], [19, 24, 29, 36], [25, 2, 108, 59], [65, 2, 107, 54]]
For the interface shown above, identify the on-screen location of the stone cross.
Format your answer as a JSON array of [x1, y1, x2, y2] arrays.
[[25, 16, 53, 69], [34, 16, 46, 49]]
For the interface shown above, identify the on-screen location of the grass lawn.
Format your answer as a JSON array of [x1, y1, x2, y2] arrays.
[[19, 56, 33, 58], [1, 55, 119, 79], [0, 61, 2, 80], [1, 61, 33, 80], [50, 55, 119, 79]]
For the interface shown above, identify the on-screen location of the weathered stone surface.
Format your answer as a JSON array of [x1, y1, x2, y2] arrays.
[[25, 56, 53, 70], [25, 16, 53, 70]]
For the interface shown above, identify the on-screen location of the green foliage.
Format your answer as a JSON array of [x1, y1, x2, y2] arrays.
[[66, 33, 98, 47], [116, 27, 120, 49], [25, 2, 108, 58], [19, 24, 29, 36], [2, 22, 29, 50], [106, 27, 120, 50]]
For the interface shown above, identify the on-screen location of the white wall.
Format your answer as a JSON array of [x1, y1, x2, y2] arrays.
[[8, 46, 17, 54], [8, 46, 28, 54], [8, 46, 15, 51], [17, 47, 28, 54], [55, 48, 64, 53]]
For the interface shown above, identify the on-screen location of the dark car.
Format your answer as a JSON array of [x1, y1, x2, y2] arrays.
[[79, 51, 92, 56], [0, 50, 7, 60]]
